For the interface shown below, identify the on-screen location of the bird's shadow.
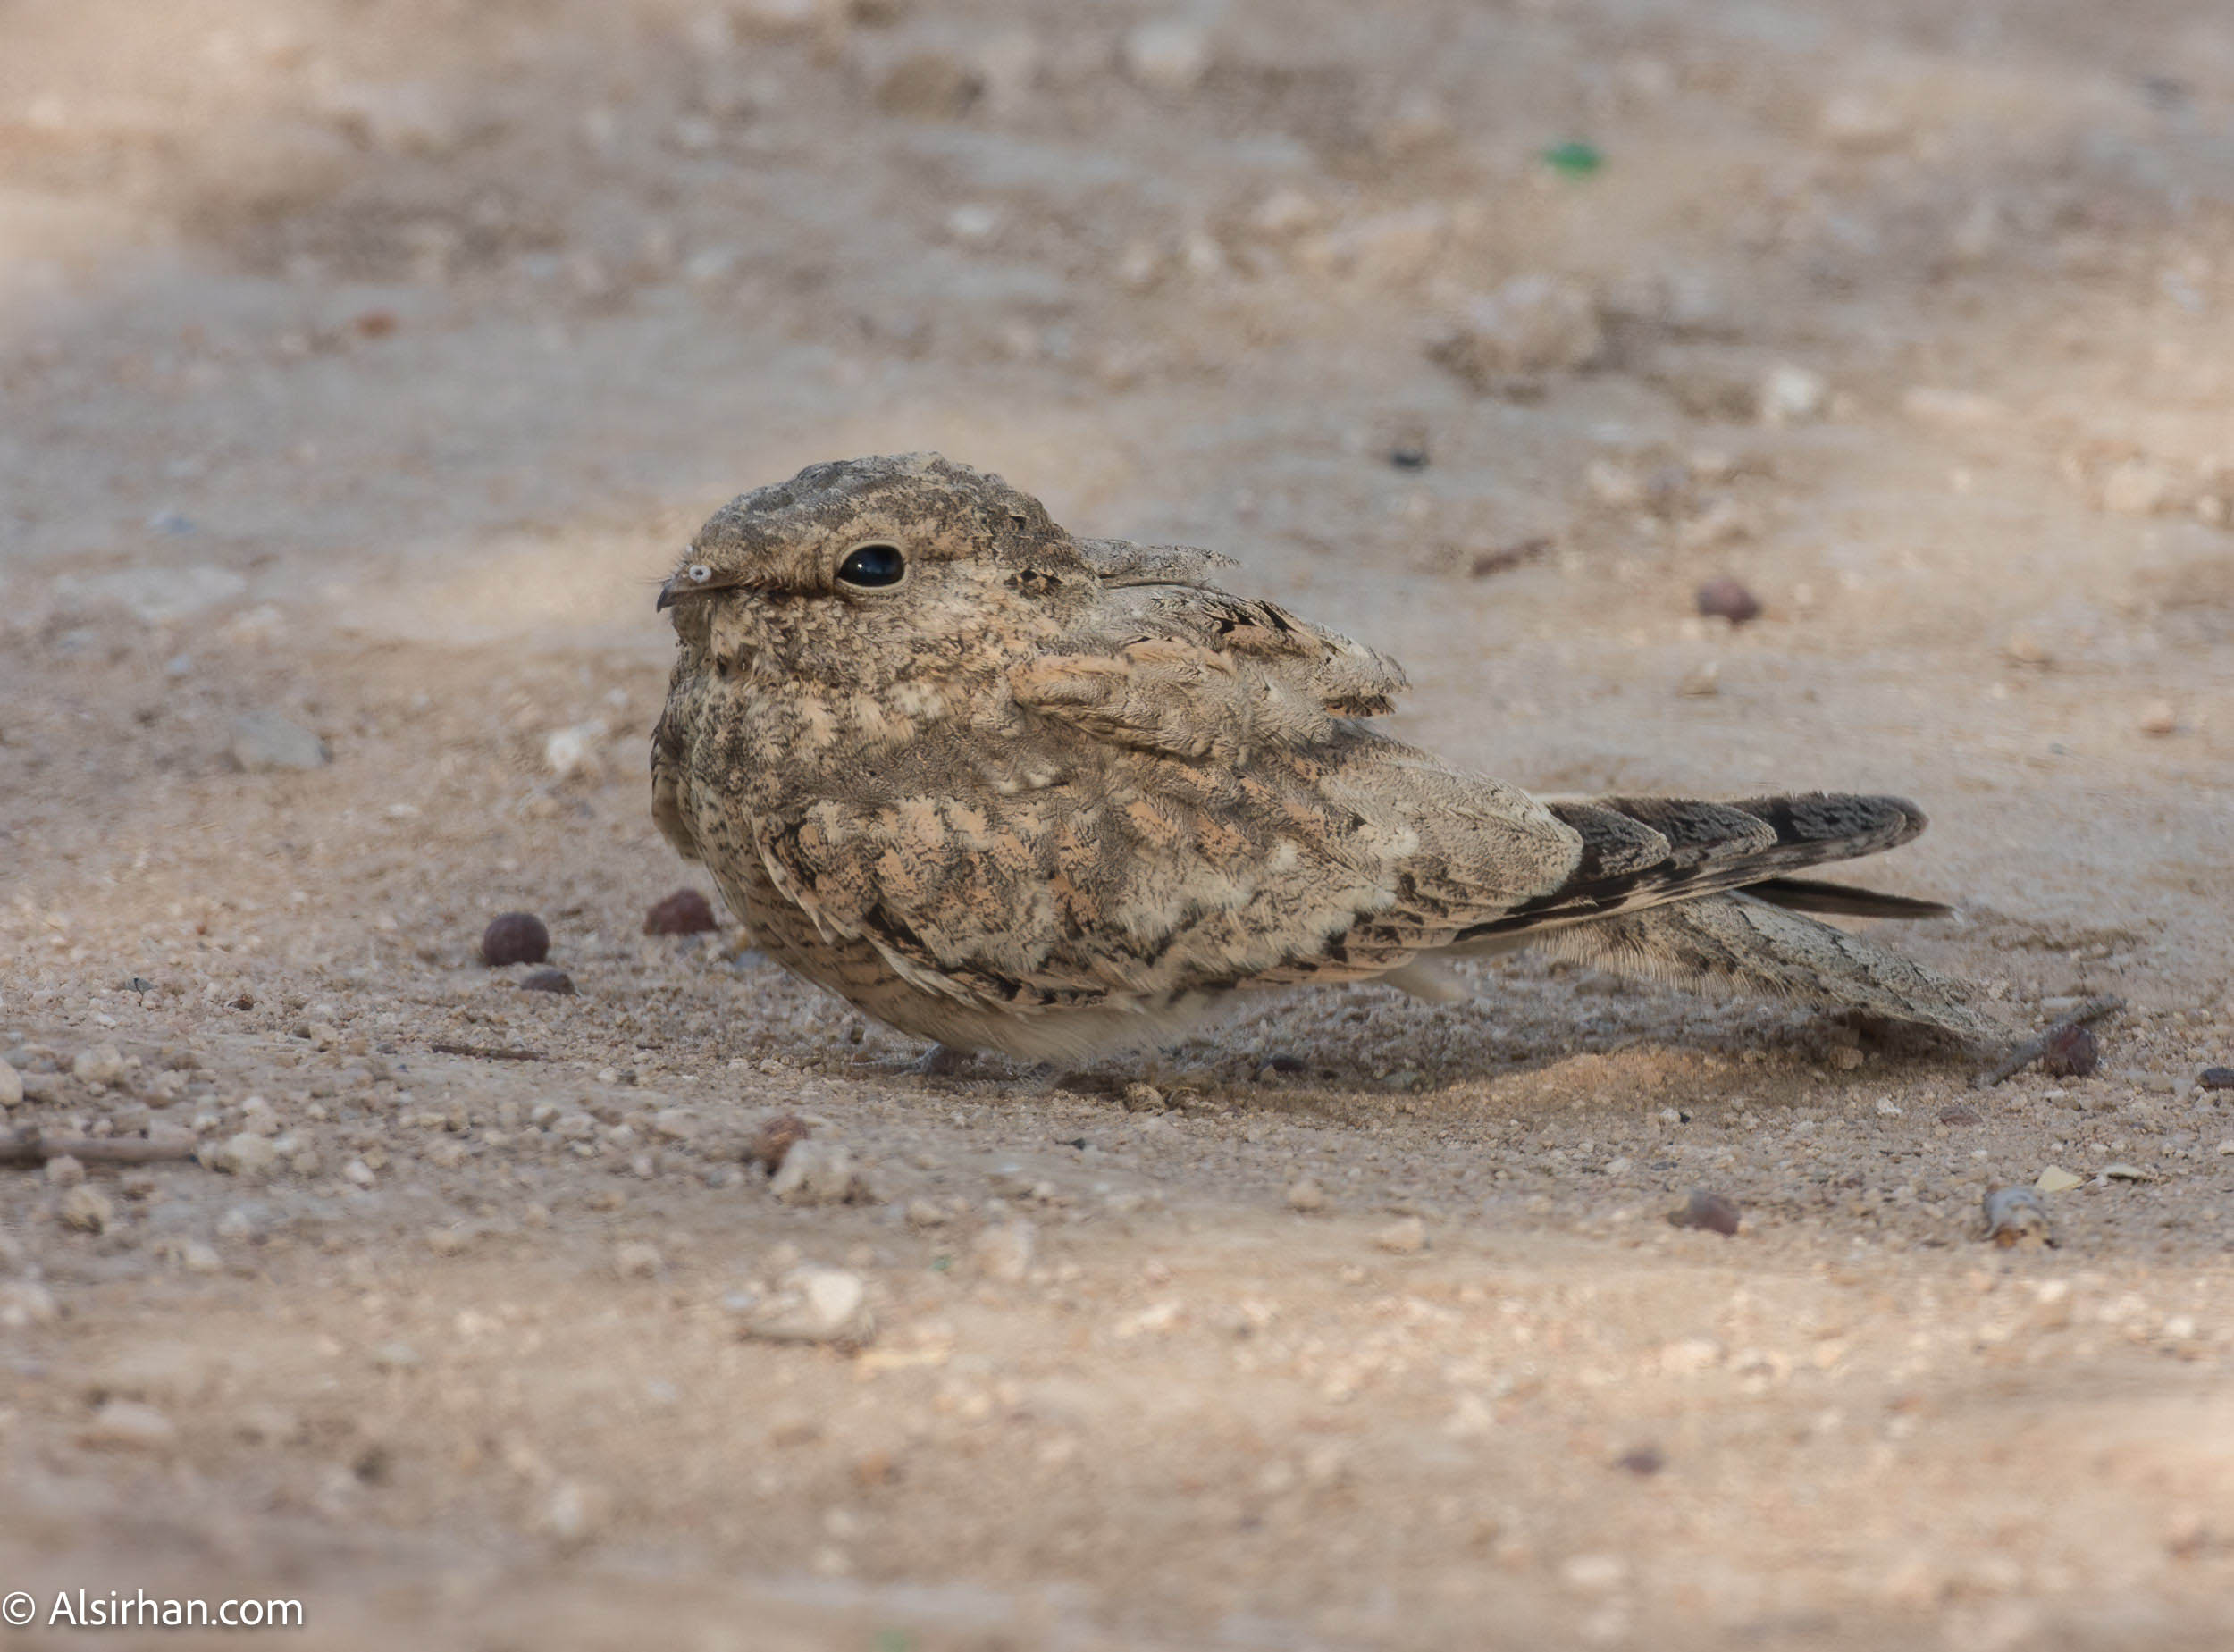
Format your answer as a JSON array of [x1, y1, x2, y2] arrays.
[[874, 952, 1978, 1118]]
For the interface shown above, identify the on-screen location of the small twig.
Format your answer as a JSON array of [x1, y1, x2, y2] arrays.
[[1973, 996, 2125, 1089], [1467, 536, 1553, 579], [0, 1128, 199, 1168], [430, 1041, 546, 1062]]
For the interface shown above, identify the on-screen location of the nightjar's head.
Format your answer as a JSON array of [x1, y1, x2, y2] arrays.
[[658, 454, 1088, 685]]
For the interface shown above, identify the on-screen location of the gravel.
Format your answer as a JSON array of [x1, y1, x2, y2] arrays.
[[1373, 1216, 1428, 1254], [1982, 1187, 2052, 1246], [741, 1267, 874, 1346], [71, 1043, 129, 1086], [1667, 1190, 1743, 1236], [746, 1113, 813, 1173], [971, 1219, 1037, 1283], [57, 1184, 113, 1232], [227, 711, 331, 773], [202, 1132, 281, 1178], [769, 1140, 870, 1204], [80, 1400, 178, 1452]]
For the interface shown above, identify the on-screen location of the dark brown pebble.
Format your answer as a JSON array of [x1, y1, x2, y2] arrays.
[[1614, 1446, 1665, 1476], [352, 310, 399, 340], [480, 911, 550, 967], [1938, 1104, 1980, 1126], [518, 969, 575, 995], [2041, 1024, 2099, 1078], [746, 1113, 813, 1175], [875, 53, 982, 119], [1667, 1189, 1742, 1236], [1695, 576, 1762, 625], [644, 888, 719, 935], [2200, 1068, 2234, 1092]]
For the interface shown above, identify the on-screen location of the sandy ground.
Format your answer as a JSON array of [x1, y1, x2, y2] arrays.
[[4, 1, 2234, 1647]]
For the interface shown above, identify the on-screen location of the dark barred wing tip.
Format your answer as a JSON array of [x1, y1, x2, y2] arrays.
[[1733, 792, 1928, 853], [1457, 792, 1937, 941]]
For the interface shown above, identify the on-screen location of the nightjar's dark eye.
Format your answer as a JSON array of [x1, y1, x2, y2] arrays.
[[836, 543, 906, 589]]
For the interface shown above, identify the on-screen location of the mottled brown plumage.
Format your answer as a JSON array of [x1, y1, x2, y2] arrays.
[[651, 454, 1999, 1061]]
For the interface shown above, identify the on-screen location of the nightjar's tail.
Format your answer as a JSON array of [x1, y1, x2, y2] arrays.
[[1535, 892, 2002, 1044], [1457, 793, 1936, 941]]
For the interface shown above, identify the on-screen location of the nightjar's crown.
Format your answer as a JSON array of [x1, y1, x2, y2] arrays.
[[658, 452, 1072, 608]]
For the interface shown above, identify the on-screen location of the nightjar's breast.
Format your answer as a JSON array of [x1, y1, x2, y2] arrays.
[[660, 636, 1029, 854]]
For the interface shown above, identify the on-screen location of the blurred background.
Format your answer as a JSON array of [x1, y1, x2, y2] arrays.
[[4, 3, 2233, 1648], [4, 0, 2230, 848], [5, 0, 2230, 978]]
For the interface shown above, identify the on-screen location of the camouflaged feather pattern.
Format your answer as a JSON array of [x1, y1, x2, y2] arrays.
[[651, 454, 1999, 1059]]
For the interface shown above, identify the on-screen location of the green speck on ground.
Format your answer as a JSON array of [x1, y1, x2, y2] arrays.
[[1542, 138, 1604, 175]]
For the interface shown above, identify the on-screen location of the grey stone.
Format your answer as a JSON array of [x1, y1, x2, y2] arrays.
[[228, 712, 330, 773]]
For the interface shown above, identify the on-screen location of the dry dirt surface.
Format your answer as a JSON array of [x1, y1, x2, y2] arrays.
[[5, 1, 2234, 1648]]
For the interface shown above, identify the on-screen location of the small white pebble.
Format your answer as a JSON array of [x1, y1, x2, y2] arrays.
[[71, 1044, 129, 1087], [58, 1184, 113, 1233], [536, 1480, 607, 1545], [1374, 1216, 1428, 1254], [1122, 19, 1212, 93], [543, 722, 606, 781], [1758, 362, 1827, 424], [1561, 1553, 1628, 1593], [944, 203, 1003, 243], [972, 1220, 1036, 1283], [742, 1266, 874, 1345], [80, 1399, 176, 1452], [0, 1280, 62, 1327]]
